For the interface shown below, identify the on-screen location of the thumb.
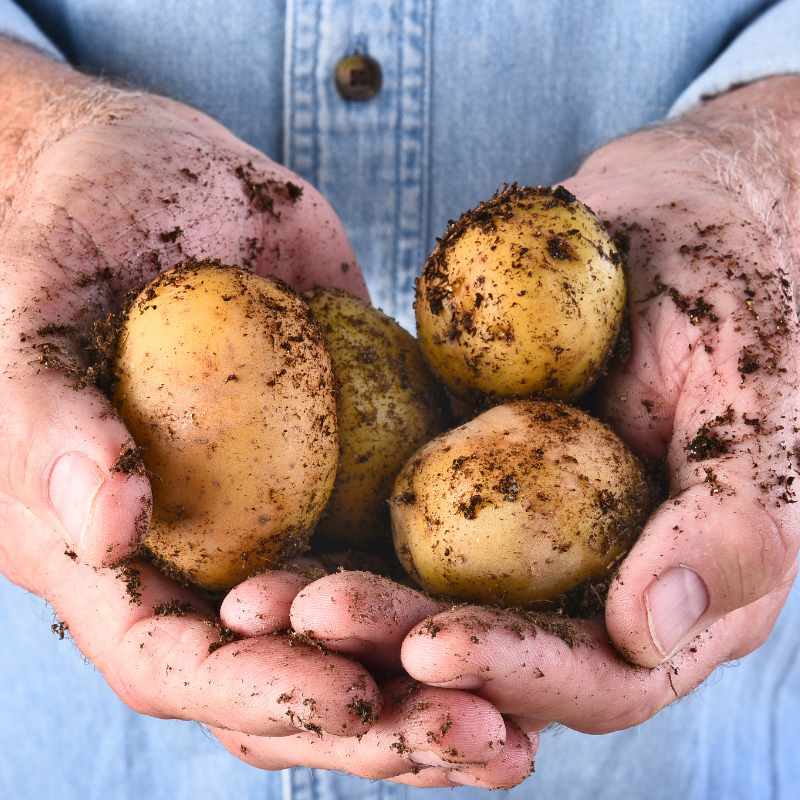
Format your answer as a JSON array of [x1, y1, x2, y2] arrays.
[[606, 480, 798, 667], [604, 349, 800, 668], [1, 337, 151, 566]]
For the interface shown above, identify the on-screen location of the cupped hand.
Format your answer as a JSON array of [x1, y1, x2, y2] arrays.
[[0, 39, 375, 765], [269, 78, 800, 745], [0, 81, 365, 570], [398, 76, 800, 732]]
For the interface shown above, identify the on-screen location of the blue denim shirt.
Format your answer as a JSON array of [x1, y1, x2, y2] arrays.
[[2, 1, 800, 798]]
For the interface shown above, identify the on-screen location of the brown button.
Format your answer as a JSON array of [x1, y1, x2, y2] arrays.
[[335, 54, 382, 101]]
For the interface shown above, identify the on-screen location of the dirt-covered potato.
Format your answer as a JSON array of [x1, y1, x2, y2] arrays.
[[302, 287, 451, 551], [113, 261, 339, 592], [390, 400, 651, 607], [416, 184, 625, 402]]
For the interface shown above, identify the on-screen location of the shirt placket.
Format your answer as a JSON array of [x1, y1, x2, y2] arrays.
[[285, 0, 432, 331]]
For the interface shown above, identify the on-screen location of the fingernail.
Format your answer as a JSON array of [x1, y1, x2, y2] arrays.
[[49, 452, 105, 549], [646, 567, 709, 657], [409, 750, 457, 768], [427, 675, 486, 690], [446, 771, 494, 789]]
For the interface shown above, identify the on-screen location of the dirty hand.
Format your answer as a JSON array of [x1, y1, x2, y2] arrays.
[[0, 37, 384, 767], [0, 38, 533, 784], [396, 76, 800, 733], [274, 77, 800, 742]]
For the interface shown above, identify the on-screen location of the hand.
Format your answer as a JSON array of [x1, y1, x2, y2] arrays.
[[396, 76, 800, 733], [0, 36, 390, 762], [220, 77, 800, 773]]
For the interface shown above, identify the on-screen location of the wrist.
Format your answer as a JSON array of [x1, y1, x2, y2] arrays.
[[0, 37, 139, 218], [576, 76, 800, 278]]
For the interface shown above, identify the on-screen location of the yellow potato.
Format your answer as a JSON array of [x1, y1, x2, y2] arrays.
[[113, 261, 338, 591], [416, 184, 625, 402], [391, 400, 651, 607], [302, 287, 450, 551]]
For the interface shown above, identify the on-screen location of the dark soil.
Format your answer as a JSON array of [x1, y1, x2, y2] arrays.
[[234, 161, 303, 219], [115, 562, 143, 605], [347, 696, 380, 726], [204, 612, 242, 654], [109, 441, 147, 476], [152, 599, 196, 617]]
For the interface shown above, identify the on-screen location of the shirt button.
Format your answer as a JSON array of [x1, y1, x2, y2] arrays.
[[335, 53, 382, 101]]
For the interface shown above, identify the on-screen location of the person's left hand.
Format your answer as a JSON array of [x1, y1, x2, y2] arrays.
[[239, 77, 800, 749], [397, 77, 800, 734]]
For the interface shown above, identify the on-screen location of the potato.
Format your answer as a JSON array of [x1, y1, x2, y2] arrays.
[[415, 184, 625, 402], [113, 261, 339, 591], [390, 400, 651, 607], [302, 287, 451, 551]]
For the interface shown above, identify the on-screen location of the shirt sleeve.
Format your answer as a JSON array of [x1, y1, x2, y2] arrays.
[[670, 0, 800, 115], [0, 0, 64, 60]]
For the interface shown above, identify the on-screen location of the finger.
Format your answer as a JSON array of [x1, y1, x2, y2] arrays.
[[606, 477, 800, 666], [0, 147, 157, 567], [219, 570, 311, 636], [438, 719, 536, 791], [401, 581, 791, 734], [289, 571, 447, 672], [212, 679, 535, 788], [388, 719, 535, 790], [25, 520, 382, 736], [0, 369, 151, 565]]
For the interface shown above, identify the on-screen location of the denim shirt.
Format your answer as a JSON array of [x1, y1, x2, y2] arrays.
[[2, 2, 800, 798]]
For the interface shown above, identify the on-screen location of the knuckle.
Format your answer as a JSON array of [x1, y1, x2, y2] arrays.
[[753, 500, 796, 583], [594, 694, 663, 733]]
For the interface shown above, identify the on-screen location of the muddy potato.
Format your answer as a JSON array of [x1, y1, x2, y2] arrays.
[[416, 184, 626, 403], [391, 400, 651, 607], [302, 287, 451, 551], [113, 261, 339, 591]]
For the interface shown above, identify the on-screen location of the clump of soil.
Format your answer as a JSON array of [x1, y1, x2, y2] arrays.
[[152, 599, 196, 617], [51, 618, 69, 640], [116, 562, 143, 605], [685, 407, 735, 462], [109, 440, 147, 476], [347, 696, 380, 726], [234, 161, 303, 218], [204, 612, 242, 654], [288, 629, 330, 655]]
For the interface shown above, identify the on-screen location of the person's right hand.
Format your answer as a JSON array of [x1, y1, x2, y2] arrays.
[[0, 39, 536, 785], [0, 31, 374, 736]]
